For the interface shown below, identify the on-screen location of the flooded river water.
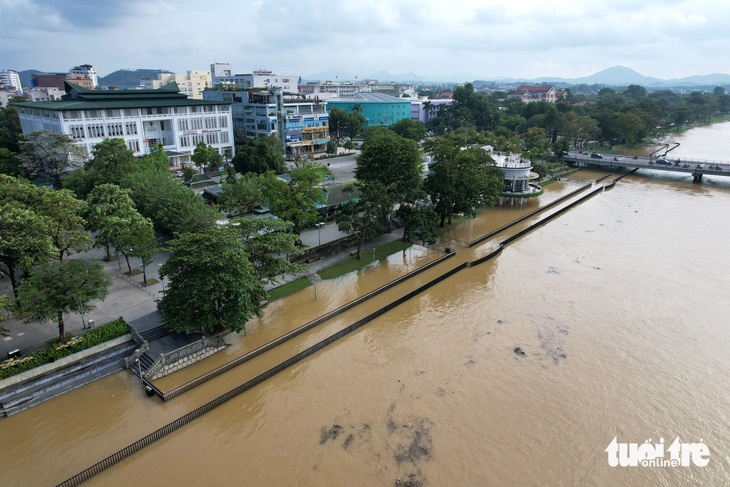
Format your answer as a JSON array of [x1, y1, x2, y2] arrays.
[[3, 124, 730, 486]]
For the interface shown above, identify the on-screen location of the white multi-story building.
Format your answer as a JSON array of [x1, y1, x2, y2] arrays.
[[210, 64, 298, 93], [24, 87, 63, 102], [142, 70, 212, 99], [0, 69, 23, 95], [205, 88, 329, 159], [13, 81, 234, 168], [69, 64, 98, 88]]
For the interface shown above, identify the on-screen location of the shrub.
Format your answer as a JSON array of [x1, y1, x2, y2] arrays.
[[0, 319, 130, 380]]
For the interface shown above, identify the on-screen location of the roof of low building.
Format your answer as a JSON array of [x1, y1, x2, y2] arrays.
[[12, 81, 230, 110], [508, 85, 555, 94], [327, 92, 409, 103]]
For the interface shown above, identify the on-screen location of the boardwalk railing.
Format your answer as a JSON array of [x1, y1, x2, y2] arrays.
[[57, 173, 629, 487], [142, 335, 227, 381]]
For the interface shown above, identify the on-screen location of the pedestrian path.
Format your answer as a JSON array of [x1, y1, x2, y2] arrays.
[[0, 225, 405, 358]]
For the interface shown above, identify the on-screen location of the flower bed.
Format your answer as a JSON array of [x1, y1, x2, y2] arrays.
[[0, 319, 129, 380]]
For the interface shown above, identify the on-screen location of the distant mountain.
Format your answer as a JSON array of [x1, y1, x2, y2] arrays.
[[18, 70, 43, 88], [470, 66, 730, 88], [16, 68, 172, 90], [98, 69, 172, 89]]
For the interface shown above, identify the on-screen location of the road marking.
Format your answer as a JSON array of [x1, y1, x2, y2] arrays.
[[3, 337, 12, 341], [16, 332, 25, 337]]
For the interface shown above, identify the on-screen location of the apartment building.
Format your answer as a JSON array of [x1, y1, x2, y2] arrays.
[[506, 85, 557, 103], [69, 64, 99, 88], [24, 87, 63, 102], [142, 70, 212, 99], [205, 87, 329, 159], [13, 81, 234, 167], [0, 69, 23, 95], [210, 64, 298, 92]]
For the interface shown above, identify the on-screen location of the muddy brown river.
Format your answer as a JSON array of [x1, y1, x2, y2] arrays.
[[3, 124, 730, 486]]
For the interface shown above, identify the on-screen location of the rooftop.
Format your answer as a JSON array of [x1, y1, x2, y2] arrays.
[[12, 81, 230, 110]]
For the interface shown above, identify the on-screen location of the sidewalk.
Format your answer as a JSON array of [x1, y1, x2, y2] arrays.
[[0, 223, 405, 357]]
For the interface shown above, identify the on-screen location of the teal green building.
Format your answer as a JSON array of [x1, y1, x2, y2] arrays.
[[326, 93, 411, 128]]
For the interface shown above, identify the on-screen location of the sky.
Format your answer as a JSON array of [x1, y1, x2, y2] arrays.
[[1, 0, 729, 82]]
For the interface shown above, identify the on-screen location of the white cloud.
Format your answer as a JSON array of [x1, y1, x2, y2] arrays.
[[0, 0, 728, 81]]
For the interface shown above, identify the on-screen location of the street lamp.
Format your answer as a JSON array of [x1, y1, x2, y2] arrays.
[[315, 222, 325, 246]]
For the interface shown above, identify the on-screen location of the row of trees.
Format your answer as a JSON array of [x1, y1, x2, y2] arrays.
[[427, 83, 730, 162], [333, 126, 503, 258]]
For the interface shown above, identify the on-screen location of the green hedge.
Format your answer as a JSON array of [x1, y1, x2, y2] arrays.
[[0, 319, 130, 380]]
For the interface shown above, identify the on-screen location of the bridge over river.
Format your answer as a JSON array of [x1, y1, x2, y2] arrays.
[[565, 151, 730, 182]]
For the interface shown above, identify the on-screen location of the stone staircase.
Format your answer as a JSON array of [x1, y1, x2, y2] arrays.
[[0, 341, 137, 417]]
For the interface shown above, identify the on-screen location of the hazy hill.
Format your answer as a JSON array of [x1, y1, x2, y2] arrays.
[[98, 69, 172, 89], [305, 66, 730, 88]]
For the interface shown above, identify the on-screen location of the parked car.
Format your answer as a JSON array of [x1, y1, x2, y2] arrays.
[[591, 153, 603, 159]]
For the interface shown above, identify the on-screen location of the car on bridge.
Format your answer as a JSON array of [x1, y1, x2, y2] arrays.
[[655, 159, 671, 165], [591, 152, 603, 159]]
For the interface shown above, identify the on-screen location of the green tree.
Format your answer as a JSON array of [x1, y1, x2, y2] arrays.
[[343, 140, 355, 152], [85, 184, 138, 260], [123, 170, 219, 235], [0, 204, 56, 302], [345, 110, 367, 139], [218, 172, 265, 217], [192, 142, 223, 174], [0, 148, 22, 178], [37, 188, 91, 261], [107, 212, 158, 281], [396, 200, 438, 245], [0, 106, 22, 154], [388, 119, 427, 141], [228, 216, 305, 283], [335, 181, 394, 259], [262, 163, 326, 234], [18, 259, 110, 342], [85, 138, 138, 187], [327, 107, 347, 140], [18, 131, 85, 189], [326, 140, 337, 154], [425, 142, 503, 227], [158, 228, 266, 335], [138, 144, 170, 172], [355, 130, 423, 201], [232, 136, 285, 175]]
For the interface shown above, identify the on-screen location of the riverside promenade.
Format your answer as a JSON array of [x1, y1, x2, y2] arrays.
[[0, 223, 404, 358]]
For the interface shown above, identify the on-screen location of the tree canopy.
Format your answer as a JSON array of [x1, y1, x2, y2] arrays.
[[261, 163, 326, 234], [158, 228, 266, 335], [18, 131, 84, 189], [232, 136, 285, 175], [18, 259, 110, 341]]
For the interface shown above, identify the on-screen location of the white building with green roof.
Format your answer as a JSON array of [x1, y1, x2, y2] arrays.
[[13, 81, 234, 168]]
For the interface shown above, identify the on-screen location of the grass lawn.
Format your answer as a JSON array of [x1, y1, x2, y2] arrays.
[[318, 240, 412, 279], [434, 215, 469, 235], [266, 277, 311, 302]]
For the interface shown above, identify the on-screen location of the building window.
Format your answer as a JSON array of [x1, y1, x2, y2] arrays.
[[106, 123, 123, 137], [125, 122, 138, 135], [69, 125, 85, 139]]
